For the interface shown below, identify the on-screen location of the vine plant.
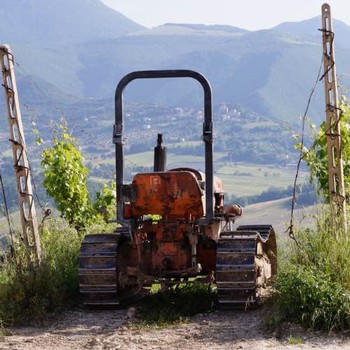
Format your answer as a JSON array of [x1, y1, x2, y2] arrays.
[[297, 95, 350, 201], [38, 118, 115, 232]]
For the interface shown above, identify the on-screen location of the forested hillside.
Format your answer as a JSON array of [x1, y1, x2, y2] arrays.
[[0, 0, 350, 122]]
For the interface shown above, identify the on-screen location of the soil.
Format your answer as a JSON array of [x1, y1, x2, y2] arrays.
[[1, 307, 350, 350]]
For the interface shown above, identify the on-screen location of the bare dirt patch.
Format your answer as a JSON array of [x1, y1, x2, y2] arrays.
[[1, 307, 350, 350]]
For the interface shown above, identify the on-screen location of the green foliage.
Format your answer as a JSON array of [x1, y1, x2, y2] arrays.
[[135, 283, 216, 327], [0, 219, 81, 325], [287, 336, 303, 345], [274, 215, 350, 331], [93, 182, 116, 222], [41, 120, 94, 230], [301, 96, 350, 199], [40, 119, 117, 231]]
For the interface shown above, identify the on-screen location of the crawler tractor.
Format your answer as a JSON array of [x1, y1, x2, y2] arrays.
[[78, 70, 277, 308]]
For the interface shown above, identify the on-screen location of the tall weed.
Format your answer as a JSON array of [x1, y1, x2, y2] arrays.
[[275, 214, 350, 331], [0, 219, 82, 325]]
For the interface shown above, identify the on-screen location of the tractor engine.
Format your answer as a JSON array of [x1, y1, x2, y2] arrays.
[[123, 166, 225, 279]]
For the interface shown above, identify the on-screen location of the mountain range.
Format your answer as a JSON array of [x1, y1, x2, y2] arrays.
[[1, 0, 350, 124]]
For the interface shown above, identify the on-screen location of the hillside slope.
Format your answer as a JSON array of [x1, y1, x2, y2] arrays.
[[0, 0, 144, 46]]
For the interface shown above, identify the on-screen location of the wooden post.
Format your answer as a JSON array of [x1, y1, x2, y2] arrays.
[[321, 3, 347, 229], [0, 44, 41, 262]]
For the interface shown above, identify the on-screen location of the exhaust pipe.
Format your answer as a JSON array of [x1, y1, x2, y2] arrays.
[[153, 134, 167, 172]]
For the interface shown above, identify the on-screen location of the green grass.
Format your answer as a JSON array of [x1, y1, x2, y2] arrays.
[[287, 336, 303, 345], [125, 151, 154, 167], [217, 163, 303, 197], [0, 219, 82, 326], [134, 283, 217, 327], [272, 213, 350, 332]]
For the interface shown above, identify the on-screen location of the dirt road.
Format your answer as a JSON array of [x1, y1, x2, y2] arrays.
[[1, 307, 350, 350]]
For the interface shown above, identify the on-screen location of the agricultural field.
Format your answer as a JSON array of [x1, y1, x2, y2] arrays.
[[124, 150, 308, 199]]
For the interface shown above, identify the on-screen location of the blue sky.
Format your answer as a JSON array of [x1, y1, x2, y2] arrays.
[[102, 0, 350, 30]]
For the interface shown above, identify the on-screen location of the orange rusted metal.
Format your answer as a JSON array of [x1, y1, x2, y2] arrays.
[[130, 171, 205, 219]]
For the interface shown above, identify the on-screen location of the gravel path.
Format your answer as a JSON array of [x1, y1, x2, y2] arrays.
[[1, 308, 350, 350]]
